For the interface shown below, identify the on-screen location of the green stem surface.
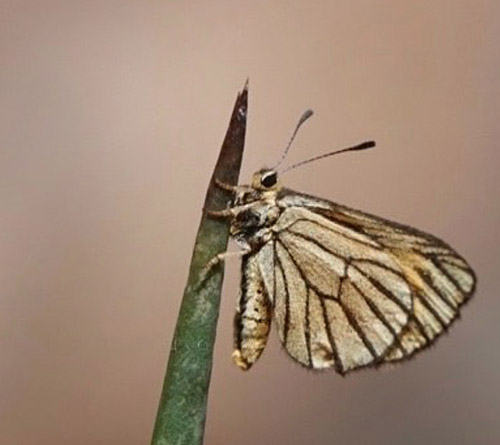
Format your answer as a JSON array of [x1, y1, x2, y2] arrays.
[[151, 84, 248, 445]]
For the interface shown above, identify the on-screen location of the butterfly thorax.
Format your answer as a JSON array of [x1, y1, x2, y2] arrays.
[[229, 169, 283, 248]]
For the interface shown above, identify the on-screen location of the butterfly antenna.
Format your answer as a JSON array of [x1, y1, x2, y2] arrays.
[[281, 140, 376, 174], [273, 109, 314, 169]]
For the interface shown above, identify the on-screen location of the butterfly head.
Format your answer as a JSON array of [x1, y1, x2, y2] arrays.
[[251, 168, 281, 191]]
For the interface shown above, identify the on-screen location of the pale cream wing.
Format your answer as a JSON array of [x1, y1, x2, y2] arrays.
[[271, 206, 414, 374], [279, 190, 476, 367]]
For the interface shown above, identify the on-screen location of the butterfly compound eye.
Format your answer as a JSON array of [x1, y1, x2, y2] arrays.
[[261, 171, 277, 188]]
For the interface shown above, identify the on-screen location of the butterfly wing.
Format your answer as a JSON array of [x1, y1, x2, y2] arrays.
[[270, 190, 476, 374]]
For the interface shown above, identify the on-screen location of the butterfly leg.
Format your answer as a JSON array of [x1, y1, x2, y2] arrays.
[[213, 178, 251, 193], [198, 247, 251, 285], [205, 208, 233, 219], [205, 201, 261, 219], [202, 181, 237, 216], [213, 178, 239, 192]]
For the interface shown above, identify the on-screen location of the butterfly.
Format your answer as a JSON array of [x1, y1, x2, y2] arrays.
[[205, 110, 476, 375]]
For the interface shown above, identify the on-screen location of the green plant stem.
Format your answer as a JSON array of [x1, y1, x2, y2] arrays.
[[151, 84, 248, 445]]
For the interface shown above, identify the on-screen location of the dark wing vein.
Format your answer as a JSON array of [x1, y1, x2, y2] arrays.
[[274, 249, 291, 348], [305, 289, 313, 367]]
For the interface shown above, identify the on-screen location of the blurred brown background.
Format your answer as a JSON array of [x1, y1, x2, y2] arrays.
[[1, 2, 499, 444]]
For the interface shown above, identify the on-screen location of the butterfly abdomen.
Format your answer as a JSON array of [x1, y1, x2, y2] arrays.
[[232, 254, 273, 370]]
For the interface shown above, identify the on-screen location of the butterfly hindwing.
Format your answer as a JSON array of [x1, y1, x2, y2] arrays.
[[270, 204, 413, 373]]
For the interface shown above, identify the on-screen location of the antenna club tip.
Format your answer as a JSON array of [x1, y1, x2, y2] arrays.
[[361, 140, 376, 149], [297, 109, 314, 126], [303, 109, 314, 119]]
